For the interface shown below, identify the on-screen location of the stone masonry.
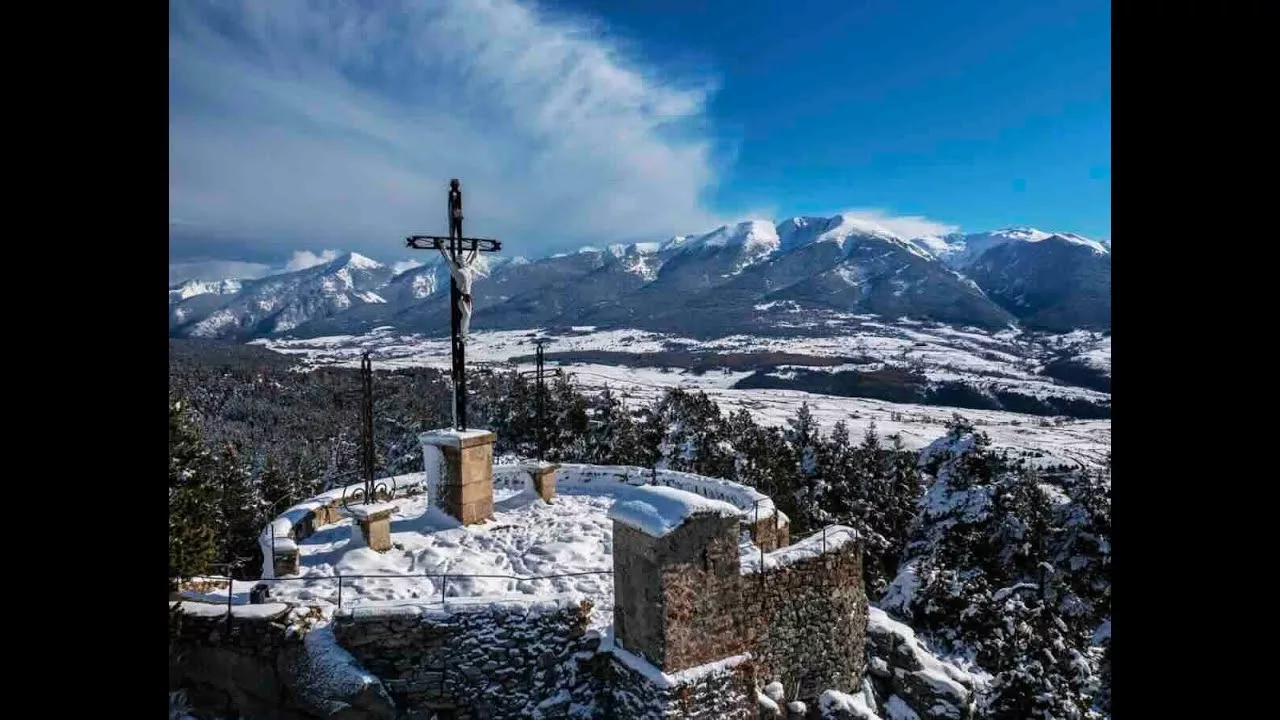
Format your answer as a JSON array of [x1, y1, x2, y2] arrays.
[[611, 486, 867, 713], [607, 651, 756, 720], [749, 546, 867, 701], [422, 429, 497, 525], [331, 598, 599, 718], [613, 515, 747, 672]]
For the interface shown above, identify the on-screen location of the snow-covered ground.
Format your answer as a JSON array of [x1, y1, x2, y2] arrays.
[[272, 487, 618, 628], [255, 326, 1111, 469], [191, 476, 786, 628]]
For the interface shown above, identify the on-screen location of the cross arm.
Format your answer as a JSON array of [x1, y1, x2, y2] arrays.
[[406, 235, 502, 252]]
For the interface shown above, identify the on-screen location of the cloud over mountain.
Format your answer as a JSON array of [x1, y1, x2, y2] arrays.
[[169, 0, 724, 262]]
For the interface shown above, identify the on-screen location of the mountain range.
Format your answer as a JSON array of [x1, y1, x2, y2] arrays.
[[168, 216, 1111, 341]]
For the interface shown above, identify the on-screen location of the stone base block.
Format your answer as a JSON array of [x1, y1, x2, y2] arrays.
[[530, 462, 558, 503], [273, 550, 299, 577], [421, 429, 497, 526], [347, 503, 398, 552]]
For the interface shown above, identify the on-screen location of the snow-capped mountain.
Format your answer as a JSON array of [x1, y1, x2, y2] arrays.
[[965, 233, 1111, 331], [921, 227, 1109, 269], [169, 278, 244, 303], [169, 252, 394, 339], [168, 218, 1111, 340]]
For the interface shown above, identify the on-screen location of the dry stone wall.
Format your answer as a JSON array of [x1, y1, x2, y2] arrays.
[[748, 546, 868, 702], [330, 597, 600, 718], [167, 602, 397, 720], [606, 651, 756, 720]]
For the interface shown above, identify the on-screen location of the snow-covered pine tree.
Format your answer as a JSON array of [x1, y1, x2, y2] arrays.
[[214, 441, 267, 579], [547, 373, 589, 461], [169, 396, 220, 583], [585, 386, 645, 465], [784, 402, 825, 533]]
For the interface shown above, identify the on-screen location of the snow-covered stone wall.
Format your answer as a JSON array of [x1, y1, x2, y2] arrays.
[[749, 538, 867, 703], [330, 597, 600, 718], [167, 601, 396, 720], [606, 646, 756, 720]]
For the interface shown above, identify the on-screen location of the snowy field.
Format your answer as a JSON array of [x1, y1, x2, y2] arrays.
[[255, 326, 1112, 469]]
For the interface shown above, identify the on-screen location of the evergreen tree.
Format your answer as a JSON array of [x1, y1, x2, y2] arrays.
[[214, 442, 267, 579], [169, 397, 219, 584], [585, 387, 644, 465], [785, 402, 825, 534], [547, 374, 589, 461]]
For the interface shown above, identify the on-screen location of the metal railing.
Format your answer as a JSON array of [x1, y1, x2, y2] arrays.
[[176, 569, 616, 611]]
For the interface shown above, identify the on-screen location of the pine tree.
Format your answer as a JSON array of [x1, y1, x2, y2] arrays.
[[214, 441, 267, 579], [169, 396, 220, 584], [586, 387, 644, 465], [547, 374, 589, 462], [785, 403, 824, 533]]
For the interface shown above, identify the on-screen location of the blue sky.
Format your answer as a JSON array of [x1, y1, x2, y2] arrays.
[[169, 0, 1109, 278]]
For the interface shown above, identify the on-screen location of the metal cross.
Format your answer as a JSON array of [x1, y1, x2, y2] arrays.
[[406, 179, 502, 431]]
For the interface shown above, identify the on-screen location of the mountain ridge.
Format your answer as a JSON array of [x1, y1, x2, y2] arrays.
[[169, 217, 1110, 340]]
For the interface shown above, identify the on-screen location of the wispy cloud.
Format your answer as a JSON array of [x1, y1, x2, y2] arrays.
[[392, 259, 425, 275], [169, 0, 724, 262], [833, 209, 960, 238]]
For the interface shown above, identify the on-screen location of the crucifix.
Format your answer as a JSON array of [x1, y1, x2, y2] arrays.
[[406, 179, 502, 431]]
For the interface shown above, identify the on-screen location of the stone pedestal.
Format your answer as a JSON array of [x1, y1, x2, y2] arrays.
[[346, 502, 399, 552], [421, 429, 497, 525], [272, 538, 300, 576], [522, 461, 559, 503]]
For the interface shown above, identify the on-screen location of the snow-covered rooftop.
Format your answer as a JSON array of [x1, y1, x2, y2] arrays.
[[606, 485, 740, 538]]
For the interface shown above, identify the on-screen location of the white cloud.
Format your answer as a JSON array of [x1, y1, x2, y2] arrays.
[[283, 249, 342, 272], [834, 209, 960, 239], [392, 259, 425, 275], [169, 0, 723, 260]]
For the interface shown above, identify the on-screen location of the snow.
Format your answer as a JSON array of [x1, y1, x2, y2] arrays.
[[419, 428, 495, 447], [606, 485, 740, 538], [259, 325, 1110, 470], [344, 502, 399, 521], [608, 632, 751, 689], [1093, 618, 1111, 645], [292, 624, 385, 702], [171, 601, 290, 619], [235, 463, 790, 624], [693, 220, 780, 250], [820, 689, 883, 720], [864, 607, 977, 697], [740, 525, 858, 574], [885, 695, 922, 720], [342, 252, 384, 271]]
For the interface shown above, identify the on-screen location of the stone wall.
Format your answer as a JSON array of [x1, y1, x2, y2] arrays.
[[331, 597, 600, 718], [614, 515, 747, 672], [606, 649, 756, 720], [748, 544, 868, 702], [168, 601, 396, 720]]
